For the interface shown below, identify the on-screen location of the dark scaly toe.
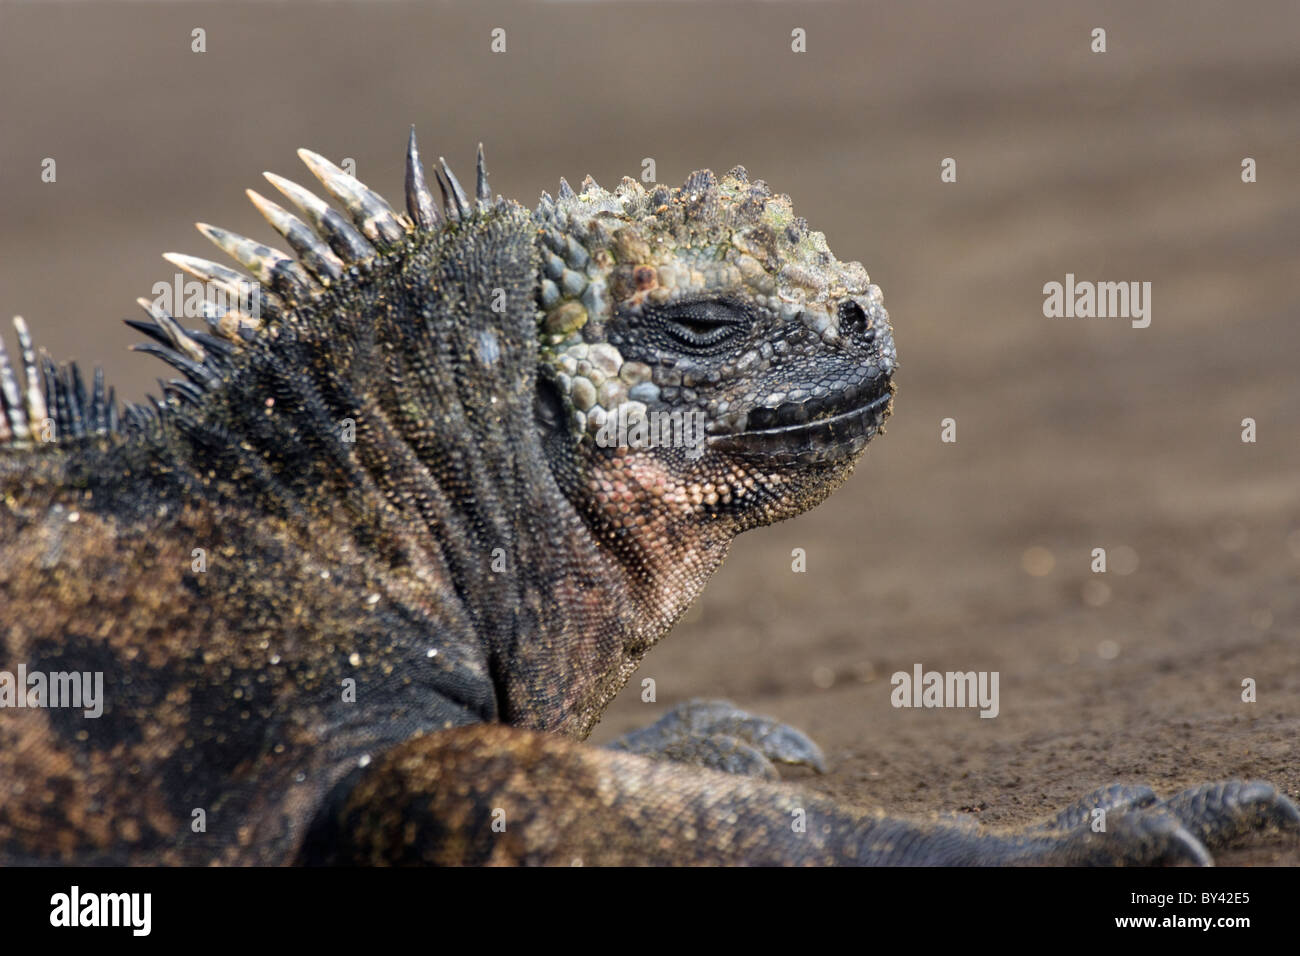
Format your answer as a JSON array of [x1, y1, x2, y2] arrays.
[[607, 699, 827, 777], [687, 703, 828, 773], [1157, 779, 1300, 849], [659, 734, 779, 780], [1012, 807, 1213, 866], [1013, 779, 1298, 865], [1066, 809, 1214, 866], [1033, 783, 1158, 832]]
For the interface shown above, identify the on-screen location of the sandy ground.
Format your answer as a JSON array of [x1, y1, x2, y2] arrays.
[[1, 1, 1297, 863]]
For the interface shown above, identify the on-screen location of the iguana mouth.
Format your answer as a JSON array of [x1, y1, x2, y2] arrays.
[[706, 387, 893, 460]]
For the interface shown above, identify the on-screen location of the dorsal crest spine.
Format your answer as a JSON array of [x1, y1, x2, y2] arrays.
[[0, 131, 492, 450]]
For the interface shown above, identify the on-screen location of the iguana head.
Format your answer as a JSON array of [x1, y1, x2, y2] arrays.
[[532, 168, 896, 535]]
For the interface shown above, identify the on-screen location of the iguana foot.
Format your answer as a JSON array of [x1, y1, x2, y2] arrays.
[[1158, 779, 1300, 847], [1019, 779, 1299, 865], [607, 699, 827, 780]]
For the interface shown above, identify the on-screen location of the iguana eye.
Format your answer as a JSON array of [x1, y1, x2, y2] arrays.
[[654, 301, 747, 351]]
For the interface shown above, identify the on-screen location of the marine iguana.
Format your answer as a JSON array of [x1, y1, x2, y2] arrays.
[[0, 131, 1294, 865]]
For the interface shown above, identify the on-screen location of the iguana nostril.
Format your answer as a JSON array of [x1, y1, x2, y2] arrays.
[[748, 406, 778, 429], [838, 300, 873, 341]]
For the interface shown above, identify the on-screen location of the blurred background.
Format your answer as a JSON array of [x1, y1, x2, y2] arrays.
[[2, 1, 1297, 860]]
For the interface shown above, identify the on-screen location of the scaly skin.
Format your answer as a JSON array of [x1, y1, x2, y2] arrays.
[[0, 132, 1293, 865]]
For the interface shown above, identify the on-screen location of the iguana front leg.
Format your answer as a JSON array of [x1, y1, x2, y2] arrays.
[[299, 724, 1298, 865]]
